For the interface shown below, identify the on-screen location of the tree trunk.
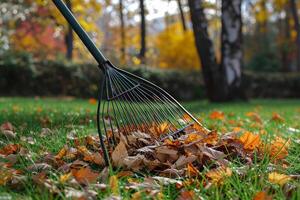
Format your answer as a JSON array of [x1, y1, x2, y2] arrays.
[[65, 0, 73, 60], [221, 0, 243, 99], [290, 0, 300, 71], [139, 0, 146, 64], [177, 0, 187, 31], [188, 0, 227, 102], [119, 0, 126, 63]]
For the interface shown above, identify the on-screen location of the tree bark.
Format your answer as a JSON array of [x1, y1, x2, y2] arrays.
[[65, 0, 73, 60], [177, 0, 187, 31], [221, 0, 243, 99], [188, 0, 227, 102], [119, 0, 126, 63], [139, 0, 146, 64], [290, 0, 300, 71]]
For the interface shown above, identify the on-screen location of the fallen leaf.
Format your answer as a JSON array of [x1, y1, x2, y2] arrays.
[[89, 98, 97, 105], [27, 163, 52, 172], [112, 141, 128, 167], [55, 145, 68, 160], [1, 130, 16, 139], [239, 131, 261, 151], [177, 190, 199, 200], [206, 167, 232, 185], [109, 175, 119, 195], [0, 122, 14, 131], [72, 167, 99, 185], [268, 172, 291, 186], [271, 113, 285, 122], [187, 163, 199, 177], [59, 172, 72, 183], [0, 144, 20, 156], [40, 128, 53, 137], [209, 111, 225, 120], [246, 112, 263, 124], [253, 191, 272, 200]]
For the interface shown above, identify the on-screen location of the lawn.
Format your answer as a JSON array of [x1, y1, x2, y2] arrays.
[[0, 97, 299, 199]]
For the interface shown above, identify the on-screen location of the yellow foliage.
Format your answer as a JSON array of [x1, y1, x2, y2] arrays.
[[155, 23, 201, 70]]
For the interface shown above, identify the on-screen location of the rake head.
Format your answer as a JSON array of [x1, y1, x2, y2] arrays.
[[52, 0, 207, 166], [97, 61, 207, 165]]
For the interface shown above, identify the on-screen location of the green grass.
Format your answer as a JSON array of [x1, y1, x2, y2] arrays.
[[0, 97, 300, 199]]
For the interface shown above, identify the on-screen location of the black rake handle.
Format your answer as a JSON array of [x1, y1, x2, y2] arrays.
[[52, 0, 107, 66]]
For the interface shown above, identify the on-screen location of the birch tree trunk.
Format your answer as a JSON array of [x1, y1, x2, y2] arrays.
[[65, 0, 73, 60], [290, 0, 300, 71], [221, 0, 243, 99], [187, 0, 227, 102]]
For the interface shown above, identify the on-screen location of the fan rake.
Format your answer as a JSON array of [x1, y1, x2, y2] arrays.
[[53, 0, 207, 166]]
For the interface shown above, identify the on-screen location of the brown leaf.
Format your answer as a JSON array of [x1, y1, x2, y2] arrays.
[[55, 145, 68, 160], [123, 154, 145, 171], [177, 190, 199, 200], [271, 113, 285, 122], [72, 167, 99, 185], [1, 130, 16, 139], [0, 144, 20, 156], [27, 163, 52, 172], [173, 155, 197, 169], [112, 141, 128, 167], [0, 122, 14, 131], [200, 146, 229, 166]]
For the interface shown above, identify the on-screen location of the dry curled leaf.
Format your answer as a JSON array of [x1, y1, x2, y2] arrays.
[[112, 141, 128, 167], [0, 144, 20, 156]]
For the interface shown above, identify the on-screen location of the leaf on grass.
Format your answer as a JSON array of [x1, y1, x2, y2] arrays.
[[239, 131, 261, 151], [27, 163, 52, 172], [271, 113, 285, 122], [268, 137, 290, 161], [1, 130, 16, 139], [59, 173, 72, 184], [40, 128, 53, 138], [112, 141, 128, 167], [177, 190, 198, 200], [206, 167, 232, 185], [0, 144, 20, 156], [187, 163, 199, 177], [268, 172, 291, 186], [72, 167, 99, 185], [0, 122, 14, 131], [246, 112, 263, 124], [209, 111, 225, 120], [109, 175, 119, 195], [253, 191, 272, 200], [55, 145, 68, 160]]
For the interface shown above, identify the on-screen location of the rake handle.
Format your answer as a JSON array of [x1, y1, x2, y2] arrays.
[[52, 0, 107, 66]]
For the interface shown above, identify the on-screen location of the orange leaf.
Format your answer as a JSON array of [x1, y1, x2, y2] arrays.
[[72, 167, 99, 185], [88, 98, 97, 105], [239, 131, 261, 151], [246, 112, 263, 124], [271, 113, 285, 122], [206, 167, 232, 185], [0, 144, 20, 156], [54, 145, 68, 160], [253, 191, 272, 200], [149, 122, 170, 137], [209, 111, 225, 120], [187, 163, 199, 177]]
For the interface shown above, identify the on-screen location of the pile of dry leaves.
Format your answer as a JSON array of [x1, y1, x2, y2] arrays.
[[0, 117, 296, 199]]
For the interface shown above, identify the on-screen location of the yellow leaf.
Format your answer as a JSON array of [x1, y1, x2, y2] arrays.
[[239, 131, 261, 151], [109, 175, 119, 195], [268, 172, 291, 186], [206, 167, 232, 185]]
